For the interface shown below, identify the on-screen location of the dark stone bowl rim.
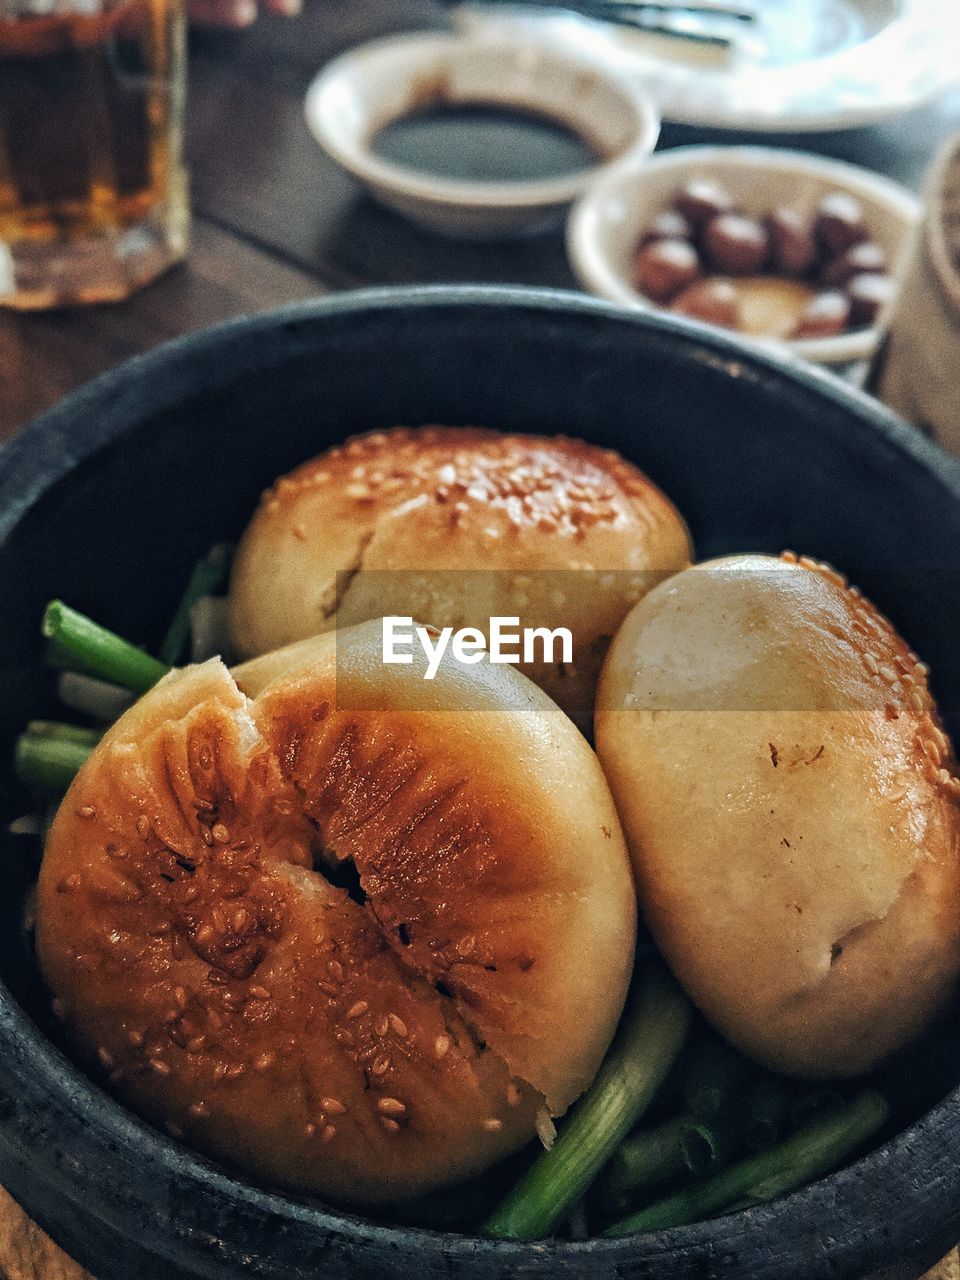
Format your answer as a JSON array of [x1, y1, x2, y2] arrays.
[[2, 284, 960, 1278]]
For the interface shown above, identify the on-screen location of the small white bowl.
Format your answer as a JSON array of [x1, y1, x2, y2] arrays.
[[567, 146, 922, 365], [304, 32, 660, 240]]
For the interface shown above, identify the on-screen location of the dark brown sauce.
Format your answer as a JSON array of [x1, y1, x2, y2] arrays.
[[371, 102, 598, 183]]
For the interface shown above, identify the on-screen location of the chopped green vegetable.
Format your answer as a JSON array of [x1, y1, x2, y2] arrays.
[[598, 1117, 689, 1208], [15, 734, 94, 795], [682, 1033, 752, 1121], [743, 1076, 791, 1153], [43, 600, 169, 694], [484, 961, 691, 1240], [678, 1113, 739, 1176], [604, 1090, 888, 1235], [26, 720, 102, 747], [158, 546, 231, 667]]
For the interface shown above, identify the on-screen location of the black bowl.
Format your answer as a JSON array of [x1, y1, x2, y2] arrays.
[[2, 286, 960, 1280]]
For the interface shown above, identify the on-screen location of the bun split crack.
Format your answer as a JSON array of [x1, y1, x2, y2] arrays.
[[37, 622, 636, 1203]]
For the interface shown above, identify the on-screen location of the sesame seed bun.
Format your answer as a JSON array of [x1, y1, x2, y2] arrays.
[[596, 552, 960, 1078], [227, 428, 691, 732], [36, 621, 636, 1203]]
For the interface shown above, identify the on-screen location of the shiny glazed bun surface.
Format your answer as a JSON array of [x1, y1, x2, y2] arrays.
[[596, 553, 960, 1078], [37, 622, 636, 1203], [228, 427, 692, 731]]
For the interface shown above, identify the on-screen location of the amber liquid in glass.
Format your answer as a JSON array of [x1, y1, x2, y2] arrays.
[[0, 0, 188, 309]]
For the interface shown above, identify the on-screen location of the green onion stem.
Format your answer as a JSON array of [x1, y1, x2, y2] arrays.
[[43, 600, 169, 694], [789, 1086, 846, 1129], [604, 1090, 888, 1236], [598, 1117, 689, 1208], [678, 1113, 740, 1176], [157, 546, 230, 667], [15, 734, 94, 795], [744, 1076, 792, 1153], [484, 961, 691, 1241], [26, 720, 103, 747], [682, 1033, 752, 1121]]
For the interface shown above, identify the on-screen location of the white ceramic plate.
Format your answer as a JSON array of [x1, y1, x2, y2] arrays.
[[567, 145, 922, 365], [304, 32, 659, 239], [455, 1, 960, 134]]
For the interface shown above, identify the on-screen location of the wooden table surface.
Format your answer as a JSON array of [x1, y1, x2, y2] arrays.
[[2, 0, 960, 437], [2, 4, 960, 1275]]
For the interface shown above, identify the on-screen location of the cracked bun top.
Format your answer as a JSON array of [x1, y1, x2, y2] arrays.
[[36, 622, 636, 1203], [596, 552, 960, 1078], [227, 427, 692, 732]]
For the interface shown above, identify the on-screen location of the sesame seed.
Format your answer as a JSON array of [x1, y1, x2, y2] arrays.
[[322, 1125, 337, 1144], [232, 908, 249, 932], [908, 690, 925, 715], [136, 816, 150, 838], [189, 1102, 208, 1118], [939, 768, 954, 787], [347, 1000, 368, 1019], [174, 986, 188, 1010], [77, 805, 96, 819], [199, 747, 212, 769], [482, 1118, 503, 1133], [506, 1083, 521, 1107], [201, 830, 214, 847], [186, 1036, 207, 1054], [165, 1122, 182, 1139], [128, 1029, 144, 1047], [377, 1097, 406, 1117], [371, 1056, 391, 1075], [183, 885, 199, 903], [388, 1014, 408, 1038], [327, 959, 345, 982], [150, 1059, 171, 1076], [212, 823, 230, 844], [248, 986, 271, 1000], [319, 982, 339, 998], [322, 1097, 346, 1116], [304, 1122, 316, 1137], [375, 1016, 389, 1037], [456, 934, 476, 957], [224, 1063, 245, 1080], [879, 664, 898, 684], [862, 653, 880, 675], [434, 1035, 451, 1059], [97, 1046, 114, 1069], [196, 925, 215, 944], [254, 1051, 276, 1072], [380, 1117, 400, 1134]]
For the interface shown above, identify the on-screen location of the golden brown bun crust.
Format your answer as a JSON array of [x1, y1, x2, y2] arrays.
[[596, 552, 960, 1078], [36, 623, 636, 1203], [228, 427, 691, 730]]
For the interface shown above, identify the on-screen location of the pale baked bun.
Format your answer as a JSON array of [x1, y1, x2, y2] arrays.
[[596, 552, 960, 1078], [36, 621, 636, 1203], [228, 427, 691, 731]]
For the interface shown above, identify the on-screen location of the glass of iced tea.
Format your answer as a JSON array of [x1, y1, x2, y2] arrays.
[[0, 0, 188, 309]]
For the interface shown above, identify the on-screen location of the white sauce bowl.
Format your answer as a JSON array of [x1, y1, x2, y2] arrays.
[[304, 32, 660, 241]]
